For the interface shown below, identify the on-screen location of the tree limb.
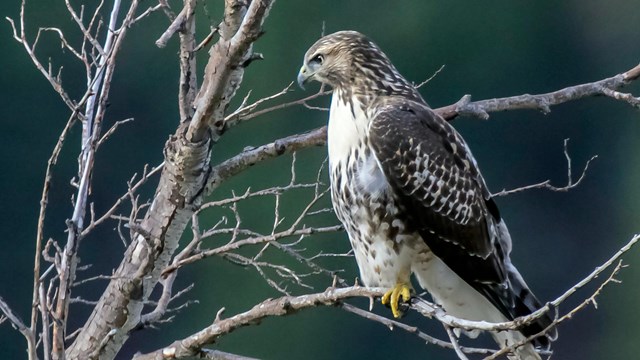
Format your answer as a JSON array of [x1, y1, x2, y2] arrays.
[[0, 296, 37, 360], [187, 0, 274, 142], [206, 127, 327, 194], [435, 63, 640, 120]]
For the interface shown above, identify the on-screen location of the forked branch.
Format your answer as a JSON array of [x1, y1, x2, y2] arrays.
[[436, 63, 640, 120]]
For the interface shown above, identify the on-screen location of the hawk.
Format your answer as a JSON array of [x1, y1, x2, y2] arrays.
[[297, 31, 556, 359]]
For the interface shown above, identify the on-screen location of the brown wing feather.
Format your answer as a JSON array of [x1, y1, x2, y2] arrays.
[[369, 98, 500, 254]]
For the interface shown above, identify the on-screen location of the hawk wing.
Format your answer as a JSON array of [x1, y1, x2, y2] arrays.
[[368, 97, 553, 344]]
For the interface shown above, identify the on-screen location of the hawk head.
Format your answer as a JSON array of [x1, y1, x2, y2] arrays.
[[297, 31, 406, 92]]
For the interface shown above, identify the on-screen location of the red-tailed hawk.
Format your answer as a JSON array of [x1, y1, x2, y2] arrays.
[[297, 31, 556, 359]]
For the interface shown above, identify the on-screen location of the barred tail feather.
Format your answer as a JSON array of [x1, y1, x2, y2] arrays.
[[506, 263, 558, 349], [498, 220, 558, 349]]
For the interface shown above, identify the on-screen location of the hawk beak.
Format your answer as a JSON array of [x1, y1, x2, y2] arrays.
[[297, 65, 311, 90]]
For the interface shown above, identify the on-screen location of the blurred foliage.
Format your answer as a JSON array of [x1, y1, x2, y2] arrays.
[[0, 0, 639, 359]]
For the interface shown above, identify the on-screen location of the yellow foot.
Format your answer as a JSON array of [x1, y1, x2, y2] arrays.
[[381, 282, 413, 318]]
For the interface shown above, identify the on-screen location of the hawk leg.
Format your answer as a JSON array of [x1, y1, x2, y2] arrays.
[[381, 282, 413, 318]]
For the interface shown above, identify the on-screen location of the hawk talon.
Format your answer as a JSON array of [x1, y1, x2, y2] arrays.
[[381, 283, 413, 318]]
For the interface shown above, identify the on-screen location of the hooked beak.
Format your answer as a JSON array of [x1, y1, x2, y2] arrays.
[[297, 65, 311, 90]]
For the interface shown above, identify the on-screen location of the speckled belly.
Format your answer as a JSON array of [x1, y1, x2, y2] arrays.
[[329, 152, 433, 288]]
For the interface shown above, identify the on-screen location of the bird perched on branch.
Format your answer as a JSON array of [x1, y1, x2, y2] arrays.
[[297, 31, 556, 359]]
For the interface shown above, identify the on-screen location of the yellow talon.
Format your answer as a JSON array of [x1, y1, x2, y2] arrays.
[[381, 282, 413, 318]]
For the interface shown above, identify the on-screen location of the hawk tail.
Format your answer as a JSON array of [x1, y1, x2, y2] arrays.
[[483, 219, 557, 358], [484, 267, 557, 360], [505, 264, 558, 349]]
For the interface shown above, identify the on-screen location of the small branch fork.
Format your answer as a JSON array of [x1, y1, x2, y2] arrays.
[[492, 138, 598, 197]]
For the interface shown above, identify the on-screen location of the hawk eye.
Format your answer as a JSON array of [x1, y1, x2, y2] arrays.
[[310, 54, 324, 65]]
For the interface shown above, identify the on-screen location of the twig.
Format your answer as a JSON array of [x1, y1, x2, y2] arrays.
[[199, 183, 316, 210], [224, 86, 329, 128], [80, 162, 164, 238], [162, 225, 341, 275], [0, 296, 37, 359], [416, 64, 446, 88], [131, 3, 165, 25], [493, 139, 598, 197], [225, 82, 293, 122], [483, 260, 627, 360], [444, 325, 469, 360], [194, 27, 219, 52], [156, 4, 189, 48], [199, 349, 259, 360], [341, 303, 494, 356], [206, 127, 327, 194], [6, 0, 75, 109], [97, 118, 134, 148], [64, 0, 105, 56]]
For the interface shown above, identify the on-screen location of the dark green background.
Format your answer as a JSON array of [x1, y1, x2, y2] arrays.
[[1, 1, 639, 359]]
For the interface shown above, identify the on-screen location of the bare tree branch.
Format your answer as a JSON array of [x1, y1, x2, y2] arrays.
[[206, 127, 327, 193], [6, 0, 75, 109], [177, 0, 197, 122], [492, 138, 598, 197], [444, 325, 470, 360], [132, 286, 384, 360], [436, 63, 640, 120], [409, 235, 639, 335], [208, 62, 640, 178], [53, 2, 142, 357], [156, 4, 188, 48], [38, 283, 51, 360], [341, 303, 495, 356], [224, 86, 330, 128], [187, 0, 274, 142], [484, 259, 627, 360], [0, 296, 38, 360], [0, 296, 37, 359]]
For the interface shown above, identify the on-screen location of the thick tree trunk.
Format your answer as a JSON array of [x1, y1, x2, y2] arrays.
[[67, 126, 211, 359]]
